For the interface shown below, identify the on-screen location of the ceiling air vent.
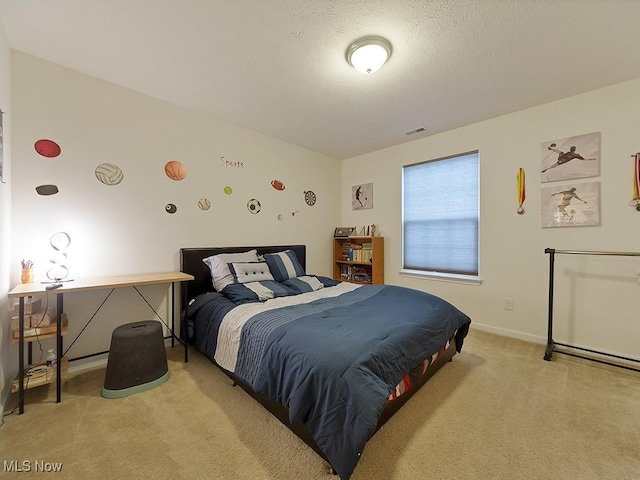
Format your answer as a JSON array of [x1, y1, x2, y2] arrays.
[[405, 127, 426, 136]]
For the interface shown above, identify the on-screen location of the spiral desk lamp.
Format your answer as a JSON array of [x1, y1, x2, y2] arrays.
[[46, 231, 72, 284]]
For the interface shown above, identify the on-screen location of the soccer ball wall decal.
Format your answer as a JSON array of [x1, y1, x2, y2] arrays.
[[247, 198, 261, 214]]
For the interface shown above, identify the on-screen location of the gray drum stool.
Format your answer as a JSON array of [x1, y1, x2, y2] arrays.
[[102, 320, 170, 399]]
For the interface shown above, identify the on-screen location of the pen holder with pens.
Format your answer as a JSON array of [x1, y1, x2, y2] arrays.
[[21, 267, 33, 284]]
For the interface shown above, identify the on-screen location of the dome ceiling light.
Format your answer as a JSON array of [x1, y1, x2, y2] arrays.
[[346, 36, 392, 74]]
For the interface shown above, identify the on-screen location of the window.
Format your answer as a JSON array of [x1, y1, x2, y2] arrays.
[[402, 151, 479, 278]]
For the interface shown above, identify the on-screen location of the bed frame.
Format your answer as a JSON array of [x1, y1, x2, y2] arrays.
[[179, 245, 458, 469]]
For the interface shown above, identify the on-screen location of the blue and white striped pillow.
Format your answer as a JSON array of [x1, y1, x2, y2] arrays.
[[222, 280, 296, 304], [263, 250, 305, 282]]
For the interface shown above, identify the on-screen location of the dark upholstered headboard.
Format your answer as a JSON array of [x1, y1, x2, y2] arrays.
[[179, 245, 306, 310]]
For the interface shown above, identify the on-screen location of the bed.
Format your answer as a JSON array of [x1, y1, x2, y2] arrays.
[[180, 245, 471, 480]]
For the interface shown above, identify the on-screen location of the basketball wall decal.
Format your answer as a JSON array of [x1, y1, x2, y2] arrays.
[[95, 163, 124, 186], [165, 161, 186, 181], [34, 139, 61, 158], [198, 198, 211, 211], [271, 179, 285, 191], [36, 185, 59, 196]]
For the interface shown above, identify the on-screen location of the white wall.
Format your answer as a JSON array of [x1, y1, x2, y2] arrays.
[[0, 21, 12, 415], [8, 52, 340, 373], [342, 78, 640, 359]]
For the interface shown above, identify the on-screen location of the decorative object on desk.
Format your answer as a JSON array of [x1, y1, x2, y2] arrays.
[[371, 224, 377, 236], [540, 132, 600, 183], [35, 184, 59, 196], [352, 183, 373, 210], [334, 227, 355, 238], [358, 226, 366, 236], [517, 167, 526, 214], [164, 160, 187, 181], [304, 190, 317, 206], [46, 231, 71, 282], [20, 259, 33, 284], [247, 198, 261, 214], [165, 203, 177, 214], [95, 163, 124, 186], [541, 181, 600, 228], [34, 138, 61, 158], [630, 153, 640, 211]]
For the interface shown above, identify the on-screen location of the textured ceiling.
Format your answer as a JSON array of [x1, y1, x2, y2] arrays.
[[1, 0, 640, 159]]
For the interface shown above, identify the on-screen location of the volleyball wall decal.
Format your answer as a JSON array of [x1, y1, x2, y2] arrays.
[[247, 198, 261, 214], [198, 198, 211, 211], [164, 160, 187, 181], [95, 163, 124, 186], [165, 203, 177, 214], [34, 139, 61, 158], [271, 179, 285, 191], [36, 184, 59, 196]]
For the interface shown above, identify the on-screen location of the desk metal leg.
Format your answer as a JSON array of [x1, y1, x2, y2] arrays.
[[18, 297, 25, 414], [56, 293, 63, 403], [171, 282, 175, 348]]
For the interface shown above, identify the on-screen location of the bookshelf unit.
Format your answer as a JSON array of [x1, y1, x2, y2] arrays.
[[333, 236, 384, 285]]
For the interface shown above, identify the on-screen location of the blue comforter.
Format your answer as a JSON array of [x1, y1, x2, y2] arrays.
[[186, 282, 471, 480]]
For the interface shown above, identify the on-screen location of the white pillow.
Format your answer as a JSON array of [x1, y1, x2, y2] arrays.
[[228, 261, 274, 284], [202, 250, 259, 291]]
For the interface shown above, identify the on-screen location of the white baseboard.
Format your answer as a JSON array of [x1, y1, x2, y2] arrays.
[[470, 322, 546, 345]]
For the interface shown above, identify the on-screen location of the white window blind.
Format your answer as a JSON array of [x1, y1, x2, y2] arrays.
[[402, 151, 479, 276]]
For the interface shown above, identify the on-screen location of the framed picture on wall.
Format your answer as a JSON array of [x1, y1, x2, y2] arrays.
[[541, 181, 600, 227], [540, 132, 600, 183], [352, 183, 373, 210]]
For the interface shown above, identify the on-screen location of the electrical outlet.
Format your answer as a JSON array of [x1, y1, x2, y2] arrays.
[[504, 298, 514, 311]]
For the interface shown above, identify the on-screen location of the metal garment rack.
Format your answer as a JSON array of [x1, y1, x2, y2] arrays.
[[544, 248, 640, 372]]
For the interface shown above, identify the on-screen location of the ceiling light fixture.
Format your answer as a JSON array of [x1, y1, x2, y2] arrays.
[[346, 36, 392, 75]]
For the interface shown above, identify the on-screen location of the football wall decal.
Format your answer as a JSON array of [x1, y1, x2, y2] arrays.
[[271, 179, 285, 191]]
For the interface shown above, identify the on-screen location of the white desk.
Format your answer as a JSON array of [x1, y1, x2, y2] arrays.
[[8, 271, 194, 414]]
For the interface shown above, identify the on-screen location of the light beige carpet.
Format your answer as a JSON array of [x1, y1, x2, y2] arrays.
[[1, 329, 639, 480]]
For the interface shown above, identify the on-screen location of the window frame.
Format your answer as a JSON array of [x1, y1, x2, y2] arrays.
[[401, 150, 481, 285]]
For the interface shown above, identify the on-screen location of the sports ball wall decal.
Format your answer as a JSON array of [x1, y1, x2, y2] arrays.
[[304, 190, 317, 206], [165, 203, 177, 214], [224, 186, 233, 195], [247, 198, 261, 214], [34, 139, 61, 158], [198, 198, 211, 211], [36, 185, 59, 196], [271, 179, 285, 191], [164, 160, 187, 181], [95, 163, 124, 186]]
